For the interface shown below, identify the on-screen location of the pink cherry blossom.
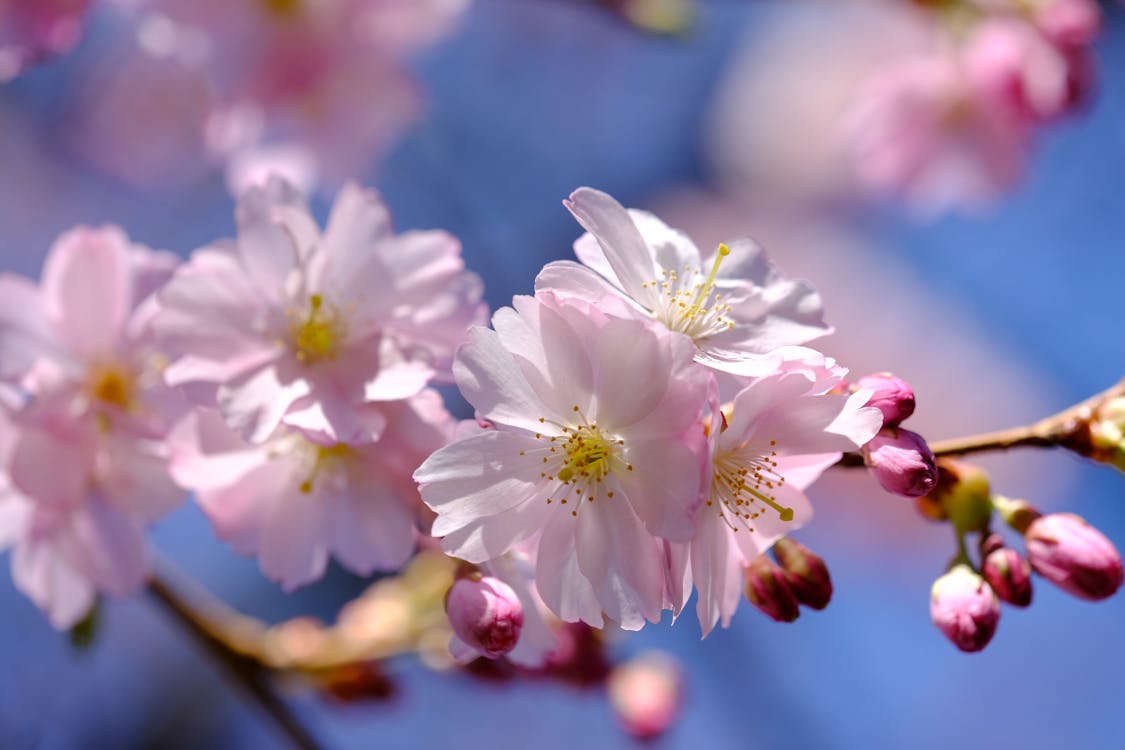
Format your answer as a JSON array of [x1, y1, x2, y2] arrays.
[[153, 177, 486, 445], [682, 351, 881, 635], [169, 389, 450, 590], [0, 0, 91, 82], [535, 188, 831, 376], [0, 227, 185, 627], [415, 293, 710, 630], [846, 50, 1034, 215], [122, 0, 470, 190]]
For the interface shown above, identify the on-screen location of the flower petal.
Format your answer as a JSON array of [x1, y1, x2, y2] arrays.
[[564, 188, 657, 306]]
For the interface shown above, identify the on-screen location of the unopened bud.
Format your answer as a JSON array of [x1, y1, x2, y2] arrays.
[[744, 554, 800, 623], [772, 537, 833, 610], [446, 576, 523, 659], [980, 533, 1033, 607], [855, 373, 916, 428], [1033, 0, 1101, 47], [608, 651, 683, 740], [930, 563, 1000, 653], [929, 460, 993, 534], [863, 428, 938, 497], [1025, 513, 1124, 601]]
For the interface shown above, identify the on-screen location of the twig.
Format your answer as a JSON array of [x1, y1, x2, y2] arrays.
[[147, 575, 326, 750], [840, 376, 1125, 465]]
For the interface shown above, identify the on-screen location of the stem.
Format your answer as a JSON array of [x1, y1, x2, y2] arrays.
[[840, 376, 1125, 466], [147, 575, 325, 750]]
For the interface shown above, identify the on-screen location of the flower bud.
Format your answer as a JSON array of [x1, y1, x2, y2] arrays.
[[744, 554, 800, 623], [772, 537, 833, 610], [608, 651, 683, 740], [1033, 0, 1101, 47], [855, 373, 916, 428], [1024, 513, 1124, 601], [863, 428, 938, 498], [980, 533, 1033, 607], [930, 460, 992, 534], [446, 576, 523, 659], [930, 563, 1000, 653]]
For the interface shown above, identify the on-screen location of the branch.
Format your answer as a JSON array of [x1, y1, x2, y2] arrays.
[[147, 574, 325, 750], [840, 376, 1125, 465]]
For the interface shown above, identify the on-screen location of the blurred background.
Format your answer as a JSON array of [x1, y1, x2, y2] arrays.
[[2, 0, 1125, 747]]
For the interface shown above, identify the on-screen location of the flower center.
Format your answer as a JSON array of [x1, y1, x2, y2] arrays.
[[298, 442, 352, 494], [523, 408, 629, 517], [87, 364, 136, 411], [290, 294, 345, 364], [262, 0, 301, 17], [708, 439, 793, 534], [643, 243, 735, 341]]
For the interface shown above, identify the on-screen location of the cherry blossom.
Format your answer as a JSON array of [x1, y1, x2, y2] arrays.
[[0, 227, 185, 627], [169, 390, 450, 590], [415, 293, 710, 630], [681, 351, 880, 635], [0, 0, 91, 82], [153, 177, 486, 445], [536, 188, 830, 375]]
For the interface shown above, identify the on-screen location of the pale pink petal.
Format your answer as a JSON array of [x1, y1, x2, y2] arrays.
[[773, 453, 842, 492], [750, 393, 879, 455], [575, 495, 666, 630], [691, 514, 744, 637], [11, 538, 96, 630], [440, 497, 552, 564], [283, 395, 387, 446], [565, 188, 658, 307], [233, 182, 302, 301], [535, 511, 606, 628], [0, 487, 32, 550], [535, 261, 646, 314], [453, 325, 564, 432], [60, 498, 148, 597], [417, 431, 545, 536], [0, 275, 58, 380], [9, 427, 93, 507], [327, 476, 415, 573], [258, 486, 330, 591], [99, 434, 184, 521], [313, 182, 394, 300], [41, 226, 133, 360], [217, 364, 311, 444], [616, 438, 705, 542], [631, 210, 703, 274]]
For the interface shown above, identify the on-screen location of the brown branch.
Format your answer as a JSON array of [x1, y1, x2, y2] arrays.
[[147, 574, 325, 750], [839, 376, 1125, 466]]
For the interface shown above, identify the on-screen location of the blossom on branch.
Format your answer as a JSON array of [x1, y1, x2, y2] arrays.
[[536, 188, 831, 376], [0, 227, 185, 627], [415, 292, 710, 630], [153, 177, 486, 445]]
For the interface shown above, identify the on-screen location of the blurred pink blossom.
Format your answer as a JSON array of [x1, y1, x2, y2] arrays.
[[153, 177, 485, 445], [0, 0, 90, 82], [0, 227, 184, 627], [169, 390, 450, 590]]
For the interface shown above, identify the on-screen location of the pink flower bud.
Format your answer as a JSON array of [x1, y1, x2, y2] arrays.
[[446, 576, 523, 659], [980, 533, 1033, 607], [1024, 513, 1124, 601], [930, 563, 1000, 653], [608, 651, 683, 740], [1033, 0, 1101, 47], [772, 537, 833, 610], [863, 428, 938, 498], [744, 554, 800, 623], [855, 373, 916, 427]]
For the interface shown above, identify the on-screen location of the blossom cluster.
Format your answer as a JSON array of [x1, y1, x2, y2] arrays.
[[847, 0, 1100, 213], [418, 187, 885, 661], [0, 176, 485, 626]]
